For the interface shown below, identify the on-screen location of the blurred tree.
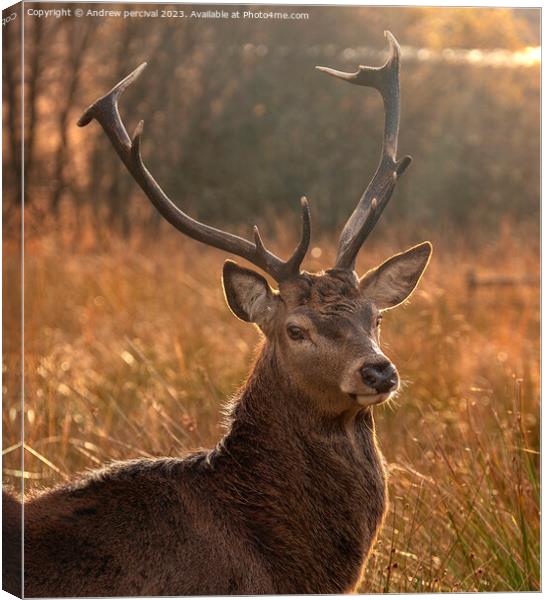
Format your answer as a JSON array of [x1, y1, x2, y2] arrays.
[[3, 13, 22, 211], [400, 7, 535, 50], [11, 4, 539, 240]]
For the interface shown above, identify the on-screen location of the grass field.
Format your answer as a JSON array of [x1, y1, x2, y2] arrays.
[[3, 215, 540, 592]]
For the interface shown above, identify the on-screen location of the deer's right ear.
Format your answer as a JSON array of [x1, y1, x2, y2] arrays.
[[222, 260, 279, 329]]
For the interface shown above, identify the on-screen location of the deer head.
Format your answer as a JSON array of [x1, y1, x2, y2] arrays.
[[78, 31, 431, 415]]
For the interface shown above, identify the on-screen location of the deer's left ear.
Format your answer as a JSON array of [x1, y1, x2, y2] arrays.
[[222, 260, 279, 331], [359, 242, 432, 310]]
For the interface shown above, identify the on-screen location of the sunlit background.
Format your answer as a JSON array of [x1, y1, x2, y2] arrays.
[[3, 5, 540, 593]]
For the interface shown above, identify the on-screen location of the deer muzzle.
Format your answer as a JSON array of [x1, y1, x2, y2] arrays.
[[340, 354, 399, 406]]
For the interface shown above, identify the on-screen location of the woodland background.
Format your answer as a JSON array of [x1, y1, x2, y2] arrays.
[[2, 5, 540, 592]]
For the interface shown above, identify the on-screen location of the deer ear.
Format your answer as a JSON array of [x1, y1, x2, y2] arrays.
[[222, 260, 279, 328], [359, 242, 432, 310]]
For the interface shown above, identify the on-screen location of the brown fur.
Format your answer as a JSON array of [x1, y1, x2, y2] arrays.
[[4, 255, 431, 596], [3, 488, 22, 597]]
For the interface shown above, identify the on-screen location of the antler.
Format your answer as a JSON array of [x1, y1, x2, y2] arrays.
[[317, 31, 412, 271], [77, 63, 310, 282]]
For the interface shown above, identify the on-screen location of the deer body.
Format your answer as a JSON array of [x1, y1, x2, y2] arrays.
[[4, 32, 432, 596], [10, 340, 386, 597]]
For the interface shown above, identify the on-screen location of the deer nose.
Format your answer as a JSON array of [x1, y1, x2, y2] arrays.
[[360, 360, 398, 393]]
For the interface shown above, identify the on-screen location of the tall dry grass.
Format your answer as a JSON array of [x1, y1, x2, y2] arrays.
[[3, 213, 539, 592]]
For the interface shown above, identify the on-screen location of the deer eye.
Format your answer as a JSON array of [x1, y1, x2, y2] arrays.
[[376, 315, 383, 328], [287, 325, 305, 341]]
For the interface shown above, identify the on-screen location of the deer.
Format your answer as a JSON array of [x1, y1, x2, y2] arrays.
[[3, 32, 431, 597]]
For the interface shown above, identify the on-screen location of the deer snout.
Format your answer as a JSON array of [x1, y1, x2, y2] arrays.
[[360, 360, 399, 394]]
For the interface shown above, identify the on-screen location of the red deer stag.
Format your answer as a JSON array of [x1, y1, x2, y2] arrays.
[[3, 32, 431, 597]]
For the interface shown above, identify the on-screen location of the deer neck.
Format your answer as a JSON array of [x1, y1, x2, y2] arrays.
[[210, 343, 387, 593]]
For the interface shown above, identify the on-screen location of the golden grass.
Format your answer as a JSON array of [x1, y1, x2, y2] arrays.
[[3, 216, 539, 592]]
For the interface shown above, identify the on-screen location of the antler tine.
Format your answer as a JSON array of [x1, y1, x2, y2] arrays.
[[78, 63, 309, 282], [317, 31, 412, 271], [283, 197, 311, 276]]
